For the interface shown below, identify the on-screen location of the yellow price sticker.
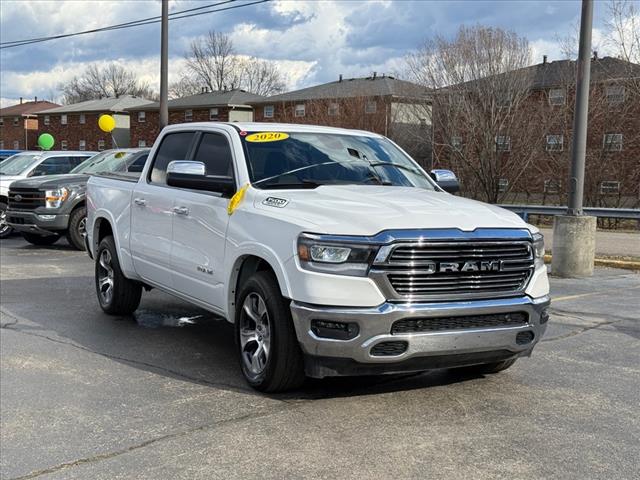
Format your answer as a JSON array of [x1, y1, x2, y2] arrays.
[[245, 132, 290, 143]]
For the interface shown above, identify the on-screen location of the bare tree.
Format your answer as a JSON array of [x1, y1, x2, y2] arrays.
[[406, 25, 550, 203], [183, 30, 286, 96], [168, 76, 202, 99], [59, 63, 156, 104]]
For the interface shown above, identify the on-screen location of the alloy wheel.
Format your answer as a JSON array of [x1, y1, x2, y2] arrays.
[[98, 248, 114, 305], [239, 292, 271, 375]]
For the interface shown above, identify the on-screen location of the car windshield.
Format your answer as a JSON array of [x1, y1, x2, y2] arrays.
[[71, 150, 138, 174], [0, 153, 41, 175], [242, 132, 435, 190]]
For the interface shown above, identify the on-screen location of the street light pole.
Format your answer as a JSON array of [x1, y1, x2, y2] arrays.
[[567, 0, 593, 216], [551, 0, 597, 278], [159, 0, 169, 130]]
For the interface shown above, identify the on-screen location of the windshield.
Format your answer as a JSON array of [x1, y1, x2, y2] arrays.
[[71, 150, 139, 174], [0, 153, 41, 175], [242, 132, 435, 190]]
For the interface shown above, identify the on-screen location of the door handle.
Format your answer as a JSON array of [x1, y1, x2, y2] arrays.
[[133, 198, 146, 206], [173, 206, 189, 215]]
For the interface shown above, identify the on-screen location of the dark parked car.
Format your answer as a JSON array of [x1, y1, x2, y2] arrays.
[[6, 148, 149, 249]]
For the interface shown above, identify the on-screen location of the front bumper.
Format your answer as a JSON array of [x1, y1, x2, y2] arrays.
[[7, 210, 69, 235], [290, 295, 550, 378]]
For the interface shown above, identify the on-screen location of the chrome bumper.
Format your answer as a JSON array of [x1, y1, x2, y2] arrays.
[[290, 296, 550, 366]]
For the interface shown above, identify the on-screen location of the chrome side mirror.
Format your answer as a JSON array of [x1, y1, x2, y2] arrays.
[[430, 169, 460, 193], [167, 160, 205, 176]]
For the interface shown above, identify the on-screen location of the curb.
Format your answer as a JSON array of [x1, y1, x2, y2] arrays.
[[544, 254, 640, 271]]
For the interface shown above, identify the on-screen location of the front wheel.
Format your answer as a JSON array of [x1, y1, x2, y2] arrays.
[[0, 201, 12, 238], [236, 271, 305, 392], [95, 235, 142, 315], [66, 206, 87, 250], [22, 232, 60, 246]]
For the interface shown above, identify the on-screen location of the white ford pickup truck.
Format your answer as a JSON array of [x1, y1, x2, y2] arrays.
[[86, 122, 550, 392]]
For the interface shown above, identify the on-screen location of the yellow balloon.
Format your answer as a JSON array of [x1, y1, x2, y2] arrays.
[[98, 114, 116, 133]]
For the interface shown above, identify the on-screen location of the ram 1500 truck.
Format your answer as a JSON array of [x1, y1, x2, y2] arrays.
[[86, 123, 550, 392]]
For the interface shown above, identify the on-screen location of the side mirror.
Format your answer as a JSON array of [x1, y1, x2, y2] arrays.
[[166, 160, 236, 196], [430, 169, 460, 193]]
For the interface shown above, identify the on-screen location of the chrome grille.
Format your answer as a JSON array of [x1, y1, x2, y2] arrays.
[[8, 188, 45, 210], [372, 240, 534, 301]]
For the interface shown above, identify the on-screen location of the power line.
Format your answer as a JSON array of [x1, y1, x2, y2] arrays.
[[0, 0, 270, 50]]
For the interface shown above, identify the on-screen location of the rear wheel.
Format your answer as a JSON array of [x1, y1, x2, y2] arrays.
[[66, 206, 87, 250], [236, 270, 305, 392], [0, 201, 12, 238], [95, 235, 142, 315], [22, 232, 60, 246]]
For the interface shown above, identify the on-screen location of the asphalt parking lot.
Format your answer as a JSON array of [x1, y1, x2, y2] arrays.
[[1, 236, 639, 480]]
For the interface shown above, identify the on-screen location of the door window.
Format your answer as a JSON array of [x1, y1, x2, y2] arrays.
[[31, 156, 73, 176], [149, 132, 195, 184], [193, 133, 234, 177]]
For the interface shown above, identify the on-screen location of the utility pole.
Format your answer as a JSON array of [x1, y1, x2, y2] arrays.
[[551, 0, 597, 277], [159, 0, 169, 130]]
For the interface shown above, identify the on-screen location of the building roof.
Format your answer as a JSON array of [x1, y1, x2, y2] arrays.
[[37, 95, 155, 114], [251, 75, 430, 104], [0, 100, 60, 117], [131, 89, 266, 111]]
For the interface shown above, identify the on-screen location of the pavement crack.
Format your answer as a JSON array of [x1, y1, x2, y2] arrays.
[[9, 406, 291, 480], [542, 319, 620, 342]]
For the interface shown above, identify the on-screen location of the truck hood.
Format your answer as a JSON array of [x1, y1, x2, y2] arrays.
[[251, 185, 529, 235], [8, 174, 90, 190], [0, 176, 23, 195]]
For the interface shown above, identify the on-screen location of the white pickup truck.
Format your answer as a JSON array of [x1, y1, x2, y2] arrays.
[[86, 122, 550, 392]]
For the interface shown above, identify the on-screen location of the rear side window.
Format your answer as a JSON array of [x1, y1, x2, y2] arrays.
[[149, 132, 195, 184], [70, 156, 89, 167], [193, 133, 234, 177]]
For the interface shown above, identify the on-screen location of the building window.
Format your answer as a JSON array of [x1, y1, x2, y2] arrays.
[[328, 103, 339, 116], [495, 135, 511, 152], [600, 181, 620, 195], [498, 178, 509, 193], [43, 115, 50, 126], [209, 108, 219, 120], [184, 109, 193, 121], [98, 140, 106, 151], [549, 88, 566, 106], [605, 85, 625, 105], [138, 111, 146, 123], [79, 114, 86, 124], [60, 140, 68, 150], [0, 141, 3, 149], [365, 101, 377, 114], [13, 140, 20, 149], [496, 91, 512, 108], [0, 118, 4, 126], [79, 140, 86, 151], [13, 117, 19, 126], [603, 133, 623, 151], [544, 179, 561, 194], [138, 140, 146, 147], [546, 134, 564, 151], [263, 105, 274, 118], [295, 104, 305, 117], [451, 136, 463, 151], [61, 114, 68, 125]]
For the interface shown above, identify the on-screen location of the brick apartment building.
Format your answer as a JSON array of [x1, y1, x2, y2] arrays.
[[127, 89, 264, 147], [432, 56, 640, 208], [36, 95, 154, 152], [250, 74, 432, 166], [0, 98, 60, 150]]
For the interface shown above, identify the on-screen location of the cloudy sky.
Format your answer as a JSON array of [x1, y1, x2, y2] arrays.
[[0, 0, 618, 107]]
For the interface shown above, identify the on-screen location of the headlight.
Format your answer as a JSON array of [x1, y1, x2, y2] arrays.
[[297, 234, 378, 276], [45, 187, 69, 208], [532, 232, 545, 268]]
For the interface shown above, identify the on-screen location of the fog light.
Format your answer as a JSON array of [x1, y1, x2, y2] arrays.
[[37, 214, 56, 221], [516, 331, 535, 345], [539, 308, 549, 324], [311, 319, 359, 340]]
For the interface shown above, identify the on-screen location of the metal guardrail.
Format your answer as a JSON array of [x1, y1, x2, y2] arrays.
[[498, 204, 640, 222]]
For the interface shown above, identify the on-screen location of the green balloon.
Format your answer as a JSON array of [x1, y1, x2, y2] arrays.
[[38, 133, 55, 150]]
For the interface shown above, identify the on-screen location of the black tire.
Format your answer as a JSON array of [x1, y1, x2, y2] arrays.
[[0, 201, 12, 239], [458, 358, 517, 375], [95, 235, 142, 315], [235, 270, 305, 392], [66, 206, 87, 251], [22, 232, 60, 246]]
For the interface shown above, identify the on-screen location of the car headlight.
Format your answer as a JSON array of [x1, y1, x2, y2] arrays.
[[532, 232, 545, 268], [45, 187, 69, 208], [297, 233, 378, 276]]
